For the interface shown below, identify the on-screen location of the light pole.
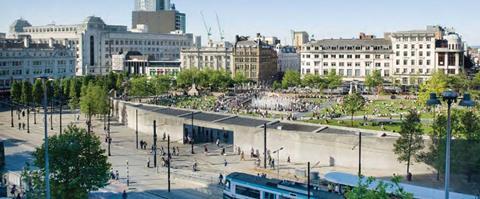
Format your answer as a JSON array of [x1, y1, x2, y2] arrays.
[[41, 78, 51, 199], [126, 160, 130, 187], [153, 120, 157, 168], [191, 112, 194, 154], [273, 147, 284, 178], [50, 96, 53, 131], [107, 97, 111, 157], [167, 135, 171, 192], [10, 99, 14, 128], [427, 91, 474, 199], [135, 109, 139, 149], [264, 123, 267, 169], [59, 79, 62, 134], [352, 131, 362, 177], [307, 162, 311, 199]]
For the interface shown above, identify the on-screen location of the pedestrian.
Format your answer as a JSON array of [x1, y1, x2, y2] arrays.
[[240, 151, 245, 161], [271, 159, 275, 169], [173, 147, 176, 155], [115, 170, 119, 180], [140, 140, 144, 149], [204, 144, 208, 154], [147, 157, 151, 168], [224, 159, 228, 167], [122, 190, 128, 199], [22, 123, 25, 130], [216, 138, 220, 147], [162, 132, 166, 141], [221, 147, 225, 156], [110, 169, 115, 179], [287, 156, 291, 163], [16, 193, 21, 199], [144, 141, 148, 150], [150, 145, 154, 154], [10, 184, 16, 195], [218, 173, 224, 185], [176, 146, 180, 155], [18, 122, 21, 130]]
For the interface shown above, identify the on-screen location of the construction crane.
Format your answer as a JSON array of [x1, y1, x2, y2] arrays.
[[200, 11, 212, 42], [216, 13, 225, 41]]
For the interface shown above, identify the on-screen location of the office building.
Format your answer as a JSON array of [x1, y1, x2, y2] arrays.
[[8, 16, 193, 76], [300, 26, 466, 86], [389, 26, 464, 85], [132, 0, 186, 34], [275, 45, 300, 72], [0, 37, 75, 93], [293, 31, 309, 50], [301, 35, 393, 82], [180, 41, 233, 72], [233, 34, 277, 83]]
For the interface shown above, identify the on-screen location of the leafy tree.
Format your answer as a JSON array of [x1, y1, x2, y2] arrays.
[[23, 125, 110, 198], [233, 72, 248, 85], [33, 79, 44, 107], [446, 73, 470, 93], [365, 70, 384, 95], [152, 75, 173, 95], [128, 76, 155, 96], [11, 80, 22, 103], [281, 70, 301, 89], [69, 78, 81, 112], [418, 71, 447, 106], [301, 74, 326, 90], [272, 81, 282, 91], [418, 114, 447, 181], [394, 109, 424, 179], [471, 72, 480, 89], [345, 175, 414, 199], [80, 83, 107, 133], [341, 92, 365, 127], [208, 69, 232, 91], [455, 111, 480, 182], [176, 68, 198, 89], [21, 81, 33, 106], [326, 70, 342, 93], [62, 78, 71, 98]]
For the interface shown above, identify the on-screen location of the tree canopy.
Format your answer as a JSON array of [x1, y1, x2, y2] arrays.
[[365, 70, 384, 94], [281, 70, 301, 89], [341, 92, 365, 127], [24, 125, 110, 198]]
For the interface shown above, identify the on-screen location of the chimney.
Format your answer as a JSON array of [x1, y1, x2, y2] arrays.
[[23, 37, 30, 48], [49, 38, 54, 48]]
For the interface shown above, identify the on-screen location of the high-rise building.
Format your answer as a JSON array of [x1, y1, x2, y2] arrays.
[[293, 31, 309, 50], [134, 0, 171, 11], [132, 0, 186, 34], [9, 16, 193, 76]]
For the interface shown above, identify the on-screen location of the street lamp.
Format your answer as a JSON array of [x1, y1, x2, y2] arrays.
[[191, 111, 195, 154], [352, 131, 362, 177], [272, 147, 284, 178], [38, 77, 51, 199], [427, 91, 474, 199]]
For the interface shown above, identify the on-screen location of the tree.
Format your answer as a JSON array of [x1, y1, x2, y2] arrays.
[[62, 78, 71, 99], [128, 76, 155, 96], [365, 70, 384, 95], [23, 125, 110, 198], [11, 80, 22, 103], [33, 79, 44, 107], [272, 81, 281, 91], [21, 81, 33, 106], [69, 78, 81, 113], [152, 75, 173, 95], [394, 109, 424, 180], [341, 92, 365, 127], [176, 68, 198, 89], [418, 114, 447, 181], [326, 70, 342, 94], [80, 83, 107, 133], [345, 175, 414, 199], [233, 71, 248, 85], [418, 71, 447, 106], [455, 111, 480, 182], [281, 70, 301, 89], [208, 69, 232, 91], [446, 73, 470, 93], [301, 74, 326, 90]]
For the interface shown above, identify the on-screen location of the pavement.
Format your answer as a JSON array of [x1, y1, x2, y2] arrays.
[[1, 106, 477, 198]]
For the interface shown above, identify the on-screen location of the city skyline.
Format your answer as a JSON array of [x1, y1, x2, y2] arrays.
[[1, 0, 480, 45]]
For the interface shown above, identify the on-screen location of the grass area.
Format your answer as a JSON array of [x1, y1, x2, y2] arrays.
[[155, 96, 218, 111], [305, 119, 433, 133]]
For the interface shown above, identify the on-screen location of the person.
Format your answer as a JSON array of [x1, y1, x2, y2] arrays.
[[216, 138, 220, 147], [110, 169, 115, 179], [122, 190, 128, 199], [22, 123, 25, 130], [192, 161, 198, 172], [10, 184, 16, 195], [144, 141, 148, 150], [16, 193, 21, 199], [146, 157, 151, 168], [18, 122, 21, 130], [204, 144, 208, 154], [218, 173, 224, 185], [240, 151, 245, 161], [115, 170, 120, 180], [287, 156, 291, 163], [271, 159, 275, 169], [173, 146, 176, 156], [221, 147, 226, 156], [162, 132, 166, 141], [224, 159, 228, 167]]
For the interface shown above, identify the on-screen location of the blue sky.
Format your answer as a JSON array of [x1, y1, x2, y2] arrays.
[[1, 0, 479, 45]]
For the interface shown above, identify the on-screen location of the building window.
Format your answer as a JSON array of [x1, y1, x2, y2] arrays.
[[89, 35, 95, 66], [355, 69, 360, 77], [355, 55, 360, 59], [347, 69, 352, 77]]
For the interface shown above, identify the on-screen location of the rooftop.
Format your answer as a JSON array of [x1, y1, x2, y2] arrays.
[[307, 38, 391, 47]]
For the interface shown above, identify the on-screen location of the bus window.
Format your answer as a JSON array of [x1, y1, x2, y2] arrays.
[[264, 192, 276, 199], [224, 180, 230, 190], [235, 185, 260, 199]]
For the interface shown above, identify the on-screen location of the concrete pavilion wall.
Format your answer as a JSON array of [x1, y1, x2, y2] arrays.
[[113, 99, 431, 175]]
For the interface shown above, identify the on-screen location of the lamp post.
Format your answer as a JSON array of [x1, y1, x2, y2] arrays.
[[59, 79, 62, 134], [352, 131, 362, 177], [307, 162, 311, 199], [135, 109, 138, 149], [153, 120, 157, 168], [10, 99, 14, 128], [191, 111, 194, 154], [41, 78, 51, 199], [107, 97, 111, 157], [427, 91, 474, 199], [264, 123, 267, 169], [167, 135, 171, 192], [126, 160, 130, 187], [273, 147, 284, 178]]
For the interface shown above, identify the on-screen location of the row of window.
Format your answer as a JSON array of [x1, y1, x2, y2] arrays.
[[0, 51, 73, 58], [0, 67, 72, 76], [395, 59, 432, 66], [304, 45, 391, 51], [303, 61, 390, 67], [302, 68, 390, 77], [302, 54, 390, 59], [0, 60, 75, 67], [395, 44, 432, 49], [25, 26, 77, 33], [393, 36, 433, 42], [106, 40, 190, 47], [395, 50, 432, 57]]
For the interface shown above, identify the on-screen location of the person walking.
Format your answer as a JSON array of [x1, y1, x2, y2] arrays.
[[146, 157, 151, 168], [221, 147, 226, 156], [122, 190, 128, 199], [115, 170, 120, 180], [218, 173, 224, 185], [224, 159, 228, 167], [144, 141, 148, 150], [216, 138, 220, 147], [240, 151, 245, 161]]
